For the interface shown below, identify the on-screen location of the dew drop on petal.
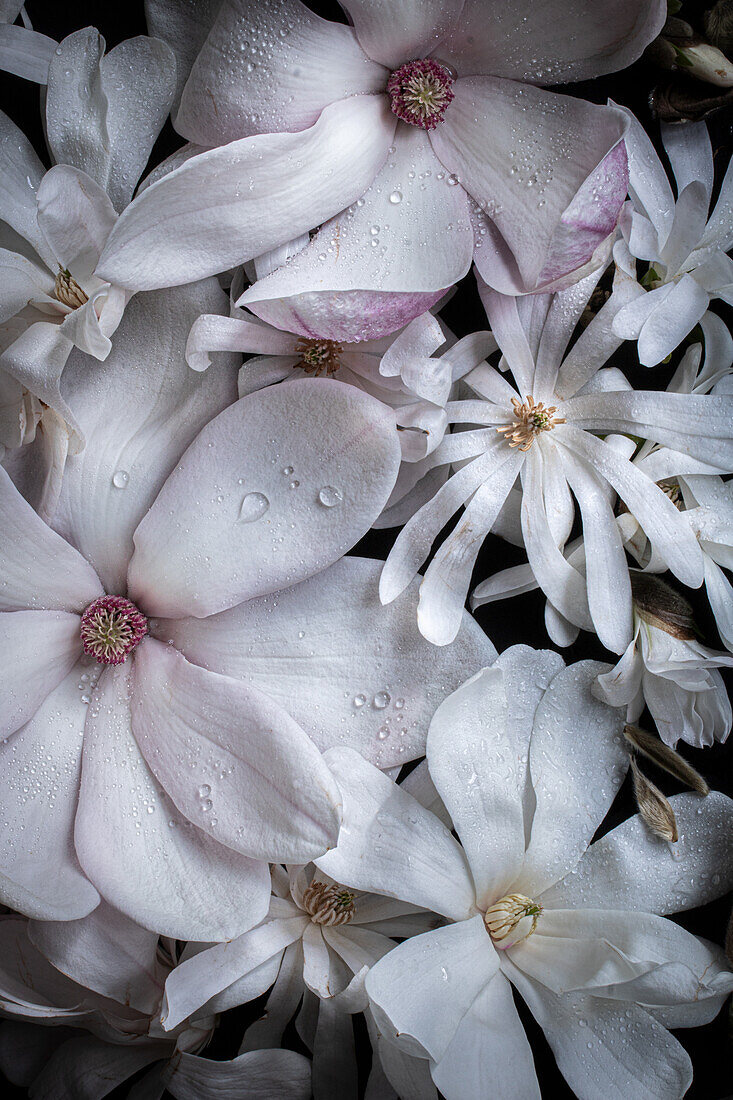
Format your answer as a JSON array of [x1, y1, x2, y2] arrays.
[[112, 469, 129, 489], [239, 492, 270, 522], [354, 693, 367, 707], [389, 190, 403, 204], [318, 486, 342, 508], [373, 691, 391, 709]]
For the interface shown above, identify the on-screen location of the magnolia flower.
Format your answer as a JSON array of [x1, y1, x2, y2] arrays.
[[160, 864, 437, 1100], [0, 2, 56, 83], [381, 268, 733, 648], [316, 648, 733, 1100], [0, 277, 494, 939], [0, 28, 176, 458], [96, 0, 664, 336], [611, 105, 733, 365], [594, 573, 733, 749], [188, 280, 496, 467], [0, 906, 312, 1099]]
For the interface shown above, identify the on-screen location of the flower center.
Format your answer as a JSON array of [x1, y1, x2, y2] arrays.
[[80, 596, 148, 665], [54, 267, 89, 310], [658, 480, 683, 509], [484, 893, 543, 949], [301, 881, 357, 925], [497, 395, 566, 451], [387, 59, 455, 130], [296, 338, 343, 377]]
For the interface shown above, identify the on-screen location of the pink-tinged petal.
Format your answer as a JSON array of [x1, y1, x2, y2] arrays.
[[28, 901, 163, 1015], [365, 918, 499, 1062], [162, 916, 307, 1031], [46, 30, 176, 212], [540, 791, 733, 915], [0, 662, 100, 921], [166, 1049, 312, 1100], [506, 962, 692, 1100], [239, 126, 472, 341], [145, 0, 222, 105], [340, 0, 463, 68], [96, 96, 395, 293], [132, 639, 342, 862], [51, 280, 237, 596], [155, 556, 495, 768], [0, 466, 103, 611], [318, 747, 474, 920], [128, 379, 400, 618], [36, 166, 118, 283], [177, 0, 386, 144], [75, 662, 271, 940], [513, 660, 628, 898], [0, 610, 81, 738], [427, 649, 564, 908], [431, 79, 627, 290], [0, 24, 56, 83], [432, 971, 540, 1100], [186, 314, 300, 372], [438, 0, 665, 83]]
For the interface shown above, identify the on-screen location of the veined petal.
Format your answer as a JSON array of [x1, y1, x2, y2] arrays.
[[0, 610, 81, 738], [0, 23, 56, 83], [144, 0, 222, 105], [166, 1049, 312, 1100], [0, 109, 55, 268], [612, 101, 674, 239], [661, 122, 714, 209], [36, 166, 117, 284], [341, 0, 463, 68], [186, 314, 300, 372], [96, 96, 396, 293], [637, 275, 710, 367], [129, 379, 399, 618]]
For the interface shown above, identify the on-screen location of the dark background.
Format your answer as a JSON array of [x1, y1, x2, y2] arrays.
[[0, 1, 730, 1097]]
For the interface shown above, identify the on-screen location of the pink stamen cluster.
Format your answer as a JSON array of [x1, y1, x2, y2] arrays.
[[80, 595, 148, 665], [387, 59, 455, 130]]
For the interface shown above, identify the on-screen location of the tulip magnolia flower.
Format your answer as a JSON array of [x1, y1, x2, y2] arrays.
[[381, 268, 733, 649], [160, 864, 438, 1100], [0, 277, 494, 940], [97, 0, 664, 337], [0, 28, 176, 453], [316, 648, 733, 1100], [0, 908, 312, 1100], [612, 105, 733, 365]]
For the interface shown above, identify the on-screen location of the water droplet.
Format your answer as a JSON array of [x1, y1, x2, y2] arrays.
[[283, 466, 294, 475], [112, 469, 129, 489], [201, 799, 213, 812], [239, 492, 270, 522], [318, 486, 342, 508], [373, 691, 391, 710], [198, 784, 211, 798], [394, 698, 405, 710], [377, 727, 390, 740], [354, 694, 367, 708], [289, 480, 300, 489], [388, 190, 403, 204], [446, 174, 459, 186]]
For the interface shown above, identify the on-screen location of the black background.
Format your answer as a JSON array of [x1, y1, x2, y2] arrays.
[[0, 1, 731, 1097]]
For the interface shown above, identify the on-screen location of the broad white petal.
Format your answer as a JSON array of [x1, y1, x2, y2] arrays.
[[145, 0, 222, 105], [96, 97, 395, 293], [36, 166, 117, 281], [0, 23, 55, 83], [514, 660, 628, 897], [612, 101, 674, 238], [317, 747, 475, 921], [128, 379, 400, 618], [132, 638, 342, 862], [0, 109, 55, 266], [340, 0, 462, 68], [75, 662, 271, 940], [661, 122, 714, 209], [166, 1049, 312, 1100], [637, 275, 710, 367], [0, 610, 82, 737]]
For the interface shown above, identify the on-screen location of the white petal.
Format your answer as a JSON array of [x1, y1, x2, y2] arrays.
[[36, 166, 117, 283], [128, 379, 400, 618], [660, 181, 710, 276], [637, 274, 710, 367], [75, 662, 271, 940], [167, 1049, 312, 1100], [477, 285, 536, 397], [540, 790, 733, 915], [186, 314, 300, 372], [0, 23, 55, 83], [177, 0, 386, 144], [612, 101, 675, 238], [239, 941, 305, 1052], [514, 660, 628, 897], [340, 0, 462, 67], [96, 96, 395, 293], [0, 610, 82, 737], [317, 746, 475, 921], [145, 0, 221, 105], [0, 662, 99, 920], [132, 638, 342, 862], [51, 280, 238, 595], [0, 109, 55, 266], [154, 556, 495, 768], [27, 1035, 167, 1100], [661, 122, 714, 210], [365, 918, 498, 1062]]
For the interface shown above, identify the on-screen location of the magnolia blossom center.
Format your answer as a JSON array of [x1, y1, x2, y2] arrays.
[[296, 338, 343, 377], [54, 267, 89, 310], [484, 893, 543, 949], [80, 596, 148, 665], [302, 881, 356, 925], [497, 395, 566, 451], [387, 59, 455, 130]]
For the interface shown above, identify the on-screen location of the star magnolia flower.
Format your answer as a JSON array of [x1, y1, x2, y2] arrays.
[[0, 907, 312, 1099], [594, 573, 733, 749], [316, 648, 733, 1100], [187, 283, 497, 467], [0, 28, 176, 458], [0, 278, 494, 939], [381, 268, 733, 649], [0, 2, 56, 84], [160, 864, 438, 1100], [611, 105, 733, 365], [96, 0, 664, 337]]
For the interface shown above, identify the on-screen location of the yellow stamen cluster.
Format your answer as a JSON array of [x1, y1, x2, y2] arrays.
[[302, 881, 356, 925], [54, 268, 89, 310], [497, 395, 565, 451], [484, 893, 543, 948]]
